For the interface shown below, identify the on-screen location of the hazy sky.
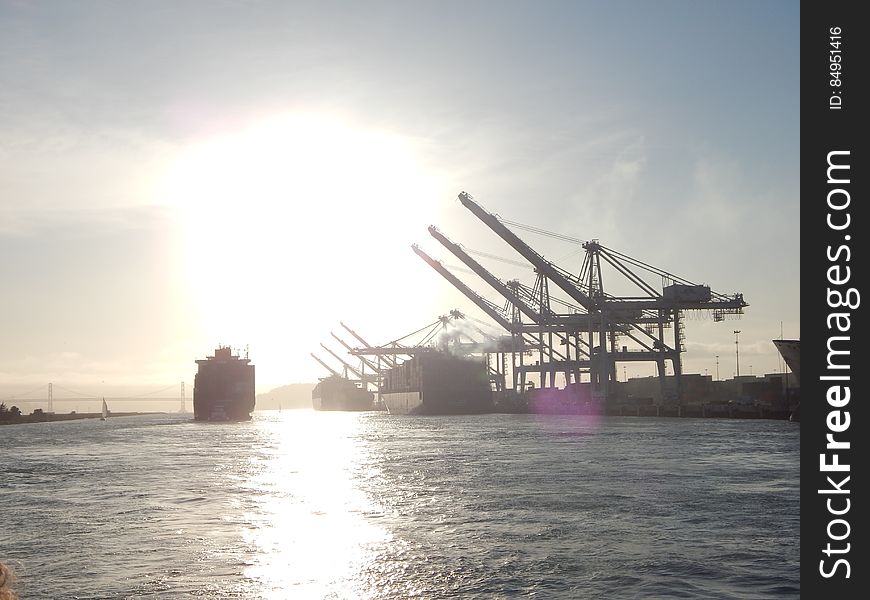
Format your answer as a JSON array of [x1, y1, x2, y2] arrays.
[[1, 1, 799, 398]]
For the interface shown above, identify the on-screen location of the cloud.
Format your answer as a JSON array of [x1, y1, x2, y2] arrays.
[[0, 203, 174, 238]]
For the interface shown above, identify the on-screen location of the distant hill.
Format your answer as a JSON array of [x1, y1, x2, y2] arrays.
[[256, 383, 316, 410]]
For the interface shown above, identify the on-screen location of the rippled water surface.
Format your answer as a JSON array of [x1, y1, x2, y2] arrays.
[[1, 412, 799, 598]]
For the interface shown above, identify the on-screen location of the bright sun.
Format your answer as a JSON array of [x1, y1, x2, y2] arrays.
[[161, 112, 446, 384]]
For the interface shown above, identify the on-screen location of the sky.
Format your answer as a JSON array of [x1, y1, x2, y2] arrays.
[[0, 1, 799, 402]]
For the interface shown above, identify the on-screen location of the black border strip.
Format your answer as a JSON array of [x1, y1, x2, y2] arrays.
[[802, 2, 866, 596]]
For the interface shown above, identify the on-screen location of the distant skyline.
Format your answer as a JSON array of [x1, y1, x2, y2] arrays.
[[1, 1, 799, 394]]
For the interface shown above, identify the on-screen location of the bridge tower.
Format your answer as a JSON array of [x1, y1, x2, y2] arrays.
[[180, 382, 187, 413], [48, 382, 53, 413]]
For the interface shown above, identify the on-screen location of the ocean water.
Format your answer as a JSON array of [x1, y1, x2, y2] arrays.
[[1, 412, 799, 599]]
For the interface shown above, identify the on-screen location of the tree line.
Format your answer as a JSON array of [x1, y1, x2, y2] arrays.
[[0, 403, 25, 421]]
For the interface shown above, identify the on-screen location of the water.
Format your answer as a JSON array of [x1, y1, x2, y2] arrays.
[[1, 412, 799, 599]]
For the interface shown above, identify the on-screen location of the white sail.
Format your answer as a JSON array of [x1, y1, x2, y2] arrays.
[[101, 398, 108, 420]]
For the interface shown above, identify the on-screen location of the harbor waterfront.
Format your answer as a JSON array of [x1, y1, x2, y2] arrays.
[[1, 411, 799, 599]]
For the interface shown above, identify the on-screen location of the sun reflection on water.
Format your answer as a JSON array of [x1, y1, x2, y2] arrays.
[[241, 411, 390, 599]]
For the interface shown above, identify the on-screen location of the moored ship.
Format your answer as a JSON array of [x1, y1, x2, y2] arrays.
[[772, 339, 800, 422], [772, 339, 800, 385], [380, 350, 493, 415], [312, 375, 374, 411], [193, 346, 255, 421]]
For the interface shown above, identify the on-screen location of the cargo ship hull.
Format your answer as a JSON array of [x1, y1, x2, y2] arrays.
[[193, 347, 255, 421], [380, 351, 493, 415], [380, 391, 424, 415], [312, 376, 374, 411]]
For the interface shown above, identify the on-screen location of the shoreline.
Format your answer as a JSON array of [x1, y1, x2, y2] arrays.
[[0, 412, 165, 426]]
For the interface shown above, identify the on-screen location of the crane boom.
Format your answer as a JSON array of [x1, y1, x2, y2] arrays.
[[340, 321, 396, 367], [310, 353, 341, 377], [412, 244, 514, 331], [458, 191, 598, 311], [330, 332, 380, 373], [319, 344, 374, 381], [429, 226, 658, 330], [429, 226, 548, 323]]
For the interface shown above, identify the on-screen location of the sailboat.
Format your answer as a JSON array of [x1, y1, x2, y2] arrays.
[[100, 398, 108, 421]]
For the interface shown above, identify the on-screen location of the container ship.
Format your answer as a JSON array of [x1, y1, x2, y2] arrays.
[[312, 375, 374, 411], [380, 350, 493, 415], [193, 346, 255, 421]]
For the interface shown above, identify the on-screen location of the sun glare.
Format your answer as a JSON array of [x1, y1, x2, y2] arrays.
[[161, 113, 444, 383], [243, 413, 390, 598]]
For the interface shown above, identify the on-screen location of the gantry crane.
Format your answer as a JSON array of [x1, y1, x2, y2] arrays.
[[419, 225, 673, 392], [435, 191, 748, 403]]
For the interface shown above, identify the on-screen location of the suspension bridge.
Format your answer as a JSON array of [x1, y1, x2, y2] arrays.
[[0, 382, 190, 413]]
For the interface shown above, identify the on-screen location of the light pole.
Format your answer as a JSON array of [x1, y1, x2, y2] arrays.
[[734, 330, 741, 377], [715, 355, 720, 381]]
